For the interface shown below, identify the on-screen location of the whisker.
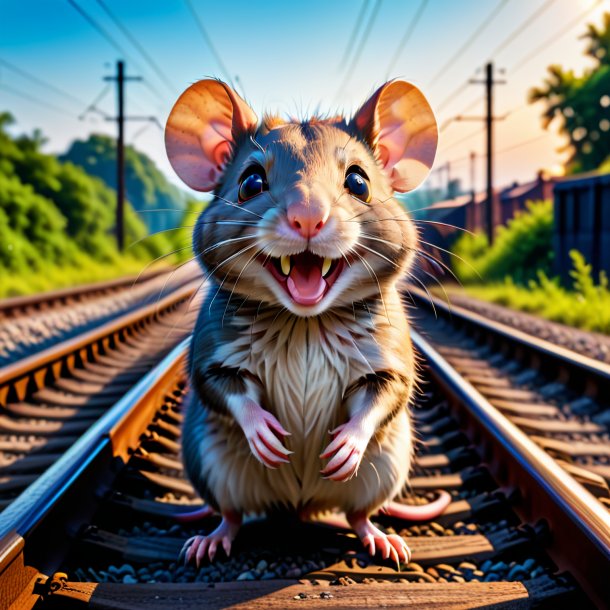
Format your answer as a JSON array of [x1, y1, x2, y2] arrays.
[[359, 232, 401, 248], [131, 243, 194, 287], [411, 249, 463, 287], [215, 194, 264, 219], [222, 241, 277, 327], [348, 247, 391, 325], [201, 233, 258, 256], [250, 134, 266, 153], [413, 219, 475, 236], [127, 224, 197, 249], [417, 238, 482, 280], [199, 220, 259, 227], [207, 241, 263, 311], [410, 275, 437, 319], [356, 242, 400, 268], [416, 269, 454, 313]]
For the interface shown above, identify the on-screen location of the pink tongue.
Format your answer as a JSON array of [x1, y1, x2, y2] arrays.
[[287, 263, 326, 305]]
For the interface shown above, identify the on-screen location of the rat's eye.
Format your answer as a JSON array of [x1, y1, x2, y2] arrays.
[[238, 165, 268, 203], [344, 166, 371, 203]]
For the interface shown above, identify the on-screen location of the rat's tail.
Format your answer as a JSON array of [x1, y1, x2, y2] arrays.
[[174, 505, 216, 523], [380, 490, 452, 521]]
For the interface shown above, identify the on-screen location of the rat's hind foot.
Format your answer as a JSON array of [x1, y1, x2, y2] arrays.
[[348, 512, 411, 565], [180, 512, 242, 566]]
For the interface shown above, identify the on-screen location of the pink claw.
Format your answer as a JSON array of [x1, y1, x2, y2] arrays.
[[349, 514, 411, 565], [240, 402, 292, 469], [320, 421, 369, 481], [180, 513, 242, 566]]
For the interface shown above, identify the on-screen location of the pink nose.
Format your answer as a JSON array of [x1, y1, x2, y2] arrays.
[[288, 204, 328, 238]]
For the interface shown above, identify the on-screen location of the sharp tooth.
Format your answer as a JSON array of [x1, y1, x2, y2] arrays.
[[322, 257, 332, 277], [280, 255, 291, 276]]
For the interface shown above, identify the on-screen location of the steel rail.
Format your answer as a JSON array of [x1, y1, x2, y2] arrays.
[[0, 268, 170, 319], [407, 285, 610, 390], [412, 329, 610, 607], [0, 340, 188, 608], [0, 281, 196, 407]]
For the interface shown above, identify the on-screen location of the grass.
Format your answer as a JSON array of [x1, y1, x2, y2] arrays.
[[0, 254, 173, 299], [445, 251, 610, 335]]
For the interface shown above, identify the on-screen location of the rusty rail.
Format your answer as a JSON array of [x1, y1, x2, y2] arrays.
[[0, 268, 170, 320]]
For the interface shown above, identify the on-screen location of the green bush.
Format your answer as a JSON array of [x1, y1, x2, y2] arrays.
[[0, 112, 190, 296], [459, 251, 610, 334], [452, 200, 554, 284]]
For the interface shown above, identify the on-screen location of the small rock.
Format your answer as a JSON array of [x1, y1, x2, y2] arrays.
[[236, 571, 256, 581]]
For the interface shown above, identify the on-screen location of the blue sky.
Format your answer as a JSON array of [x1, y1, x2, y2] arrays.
[[1, 0, 607, 195]]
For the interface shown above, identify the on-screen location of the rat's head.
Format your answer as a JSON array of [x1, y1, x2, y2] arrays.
[[166, 79, 437, 317]]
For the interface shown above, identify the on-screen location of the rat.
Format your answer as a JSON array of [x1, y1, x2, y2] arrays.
[[165, 78, 451, 567]]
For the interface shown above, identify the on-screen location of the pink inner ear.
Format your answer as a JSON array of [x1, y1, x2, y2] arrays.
[[378, 121, 406, 170], [213, 140, 232, 168]]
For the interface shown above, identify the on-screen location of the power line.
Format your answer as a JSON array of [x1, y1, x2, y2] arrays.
[[338, 0, 371, 69], [510, 0, 603, 73], [0, 83, 75, 117], [435, 0, 555, 115], [439, 95, 483, 129], [496, 133, 547, 155], [335, 0, 383, 98], [67, 0, 129, 57], [0, 58, 88, 108], [384, 0, 429, 79], [66, 0, 165, 103], [95, 0, 176, 94], [426, 0, 510, 88], [184, 0, 233, 85], [439, 127, 482, 153], [487, 0, 557, 60], [78, 84, 112, 120]]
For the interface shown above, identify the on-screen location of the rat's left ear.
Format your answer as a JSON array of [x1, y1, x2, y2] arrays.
[[351, 80, 438, 192]]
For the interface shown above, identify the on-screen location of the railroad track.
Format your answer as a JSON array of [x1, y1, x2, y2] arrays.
[[0, 277, 201, 513], [408, 285, 610, 514], [0, 329, 607, 608], [0, 269, 170, 322], [0, 268, 196, 367]]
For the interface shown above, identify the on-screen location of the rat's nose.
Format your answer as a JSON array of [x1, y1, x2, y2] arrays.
[[287, 202, 329, 238]]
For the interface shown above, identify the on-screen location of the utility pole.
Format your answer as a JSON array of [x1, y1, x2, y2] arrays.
[[469, 62, 505, 244], [104, 61, 142, 251], [485, 63, 494, 244]]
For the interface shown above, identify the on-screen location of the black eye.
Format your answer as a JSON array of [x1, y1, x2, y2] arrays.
[[344, 167, 371, 203], [238, 166, 268, 203]]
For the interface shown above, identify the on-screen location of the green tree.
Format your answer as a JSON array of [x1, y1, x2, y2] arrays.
[[61, 134, 186, 234], [529, 12, 610, 173]]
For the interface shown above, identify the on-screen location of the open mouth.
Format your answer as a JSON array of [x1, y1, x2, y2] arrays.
[[262, 251, 344, 306]]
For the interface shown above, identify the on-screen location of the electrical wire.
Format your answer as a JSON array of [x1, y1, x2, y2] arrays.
[[510, 0, 603, 73], [66, 0, 165, 103], [0, 83, 75, 117], [0, 58, 88, 108], [426, 0, 510, 88], [384, 0, 429, 79], [487, 0, 557, 60], [95, 0, 176, 94], [184, 0, 233, 85], [338, 0, 371, 70], [335, 0, 383, 98]]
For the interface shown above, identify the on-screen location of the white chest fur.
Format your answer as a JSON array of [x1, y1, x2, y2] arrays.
[[213, 309, 392, 455]]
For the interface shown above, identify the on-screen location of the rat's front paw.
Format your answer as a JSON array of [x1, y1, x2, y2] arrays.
[[320, 422, 369, 481], [241, 401, 292, 469]]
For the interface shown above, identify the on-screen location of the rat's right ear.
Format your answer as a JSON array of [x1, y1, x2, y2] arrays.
[[351, 80, 437, 193], [165, 80, 258, 191]]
